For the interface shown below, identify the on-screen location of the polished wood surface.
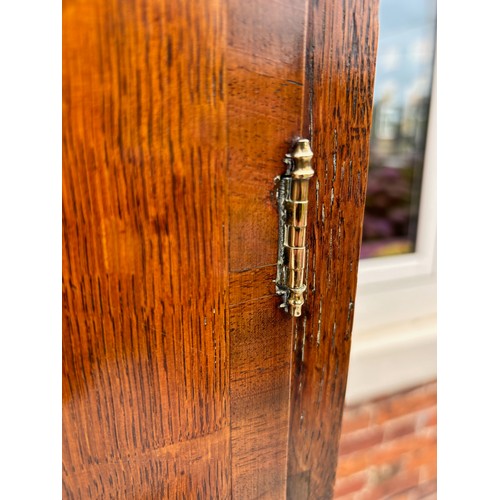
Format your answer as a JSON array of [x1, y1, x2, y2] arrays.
[[286, 0, 379, 498], [63, 0, 378, 496], [226, 0, 308, 497], [63, 0, 230, 496]]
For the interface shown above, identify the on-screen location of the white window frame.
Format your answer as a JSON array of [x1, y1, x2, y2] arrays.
[[345, 65, 437, 404], [358, 67, 437, 287]]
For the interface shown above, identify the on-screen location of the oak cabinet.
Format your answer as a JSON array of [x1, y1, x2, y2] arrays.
[[63, 0, 378, 497]]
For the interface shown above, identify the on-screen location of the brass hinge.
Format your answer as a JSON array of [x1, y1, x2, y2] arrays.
[[276, 138, 314, 317]]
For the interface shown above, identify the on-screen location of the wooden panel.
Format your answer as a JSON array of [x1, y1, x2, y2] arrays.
[[230, 297, 292, 498], [229, 265, 277, 305], [226, 0, 308, 497], [62, 0, 230, 497], [286, 0, 379, 498], [227, 0, 308, 272], [62, 431, 229, 498], [63, 0, 378, 496]]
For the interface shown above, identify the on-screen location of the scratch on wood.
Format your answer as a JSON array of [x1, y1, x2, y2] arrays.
[[329, 228, 334, 264], [347, 301, 354, 322], [348, 160, 353, 199], [315, 179, 320, 212], [301, 324, 307, 363], [331, 322, 337, 350], [333, 130, 338, 182], [344, 303, 355, 342], [286, 79, 303, 86], [311, 254, 316, 293], [302, 316, 308, 348], [316, 299, 323, 346]]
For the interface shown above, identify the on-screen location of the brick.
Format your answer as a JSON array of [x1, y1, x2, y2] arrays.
[[383, 414, 418, 442], [337, 433, 435, 477], [358, 469, 420, 500], [378, 435, 435, 465], [390, 493, 412, 500], [339, 426, 384, 456], [404, 441, 436, 471], [418, 492, 437, 500], [333, 495, 357, 500], [373, 389, 437, 425], [407, 480, 437, 499], [333, 471, 368, 497], [337, 451, 384, 478], [417, 406, 437, 429], [369, 462, 401, 485], [419, 462, 437, 483], [341, 407, 372, 434], [336, 382, 437, 500]]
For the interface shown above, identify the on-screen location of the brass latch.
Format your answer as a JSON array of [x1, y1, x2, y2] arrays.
[[276, 138, 314, 317]]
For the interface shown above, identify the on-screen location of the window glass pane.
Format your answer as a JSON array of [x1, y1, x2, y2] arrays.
[[360, 0, 436, 259]]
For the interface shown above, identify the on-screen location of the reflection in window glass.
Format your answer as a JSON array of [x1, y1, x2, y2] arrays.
[[360, 0, 436, 259]]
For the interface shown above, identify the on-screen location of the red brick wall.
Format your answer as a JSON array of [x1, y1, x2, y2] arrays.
[[335, 381, 437, 499]]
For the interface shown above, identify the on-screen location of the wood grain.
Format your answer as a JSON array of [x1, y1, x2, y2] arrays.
[[62, 0, 230, 497], [286, 0, 379, 498], [227, 0, 308, 272], [63, 0, 379, 496], [226, 0, 308, 497], [229, 297, 292, 498]]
